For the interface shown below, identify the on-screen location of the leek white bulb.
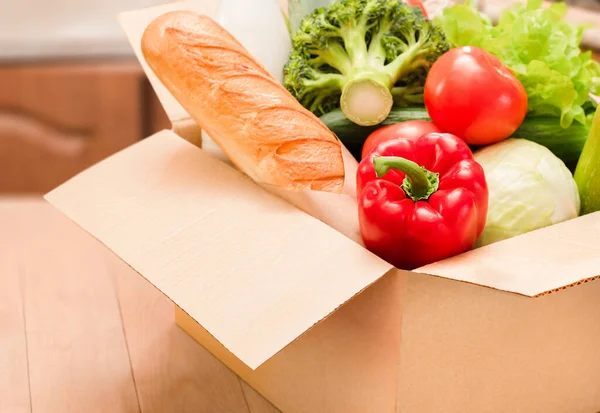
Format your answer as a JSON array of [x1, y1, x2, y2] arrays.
[[474, 138, 580, 247]]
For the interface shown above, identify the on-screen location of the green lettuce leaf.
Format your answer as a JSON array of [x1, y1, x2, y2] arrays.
[[518, 61, 584, 127], [434, 0, 600, 128]]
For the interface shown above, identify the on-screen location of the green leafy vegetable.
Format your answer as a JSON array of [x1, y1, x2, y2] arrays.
[[283, 0, 450, 126], [435, 0, 600, 128]]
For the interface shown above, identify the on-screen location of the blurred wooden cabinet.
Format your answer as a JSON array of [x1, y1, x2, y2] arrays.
[[0, 59, 170, 193]]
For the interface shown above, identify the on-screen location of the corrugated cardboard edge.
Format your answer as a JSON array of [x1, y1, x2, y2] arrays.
[[416, 212, 600, 297], [412, 271, 600, 299], [534, 275, 600, 297]]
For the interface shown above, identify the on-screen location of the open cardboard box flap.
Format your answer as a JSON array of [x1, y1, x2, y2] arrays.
[[44, 0, 600, 371], [44, 131, 393, 370]]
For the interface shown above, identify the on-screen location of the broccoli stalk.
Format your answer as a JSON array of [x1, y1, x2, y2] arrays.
[[284, 0, 449, 126]]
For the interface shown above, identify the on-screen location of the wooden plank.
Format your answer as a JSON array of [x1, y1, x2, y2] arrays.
[[0, 200, 31, 413], [16, 200, 139, 413], [110, 251, 251, 413], [241, 382, 281, 413]]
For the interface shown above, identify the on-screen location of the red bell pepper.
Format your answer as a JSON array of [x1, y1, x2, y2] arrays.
[[357, 133, 488, 270]]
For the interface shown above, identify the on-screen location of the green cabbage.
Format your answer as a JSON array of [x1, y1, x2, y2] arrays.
[[434, 0, 600, 128], [474, 139, 580, 247]]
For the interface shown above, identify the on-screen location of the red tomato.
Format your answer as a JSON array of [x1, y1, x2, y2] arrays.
[[424, 46, 528, 146], [361, 120, 441, 159]]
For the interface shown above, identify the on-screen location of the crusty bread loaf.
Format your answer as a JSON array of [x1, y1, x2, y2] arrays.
[[141, 11, 345, 193]]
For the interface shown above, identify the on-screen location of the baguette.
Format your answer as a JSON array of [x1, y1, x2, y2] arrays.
[[141, 11, 345, 193]]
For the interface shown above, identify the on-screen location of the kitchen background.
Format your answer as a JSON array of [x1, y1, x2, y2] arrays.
[[1, 0, 599, 194]]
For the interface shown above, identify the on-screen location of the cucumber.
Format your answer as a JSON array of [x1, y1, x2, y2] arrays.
[[574, 106, 600, 214], [321, 107, 590, 164], [320, 107, 431, 159], [509, 117, 590, 168], [320, 107, 430, 145]]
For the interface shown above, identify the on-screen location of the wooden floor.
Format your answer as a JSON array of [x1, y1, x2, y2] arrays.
[[0, 197, 279, 413]]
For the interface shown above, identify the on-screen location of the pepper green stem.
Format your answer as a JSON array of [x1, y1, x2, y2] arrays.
[[373, 156, 440, 202]]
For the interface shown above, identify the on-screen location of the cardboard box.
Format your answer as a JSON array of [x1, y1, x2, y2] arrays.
[[44, 1, 600, 412]]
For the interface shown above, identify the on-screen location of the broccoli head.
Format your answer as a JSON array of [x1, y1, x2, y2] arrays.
[[283, 0, 450, 126]]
